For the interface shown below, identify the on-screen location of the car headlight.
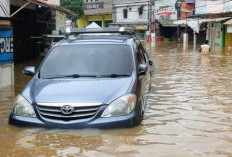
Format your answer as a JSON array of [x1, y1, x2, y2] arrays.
[[13, 95, 36, 117], [101, 94, 136, 117]]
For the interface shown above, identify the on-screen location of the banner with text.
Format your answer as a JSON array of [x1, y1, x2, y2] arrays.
[[0, 28, 13, 63]]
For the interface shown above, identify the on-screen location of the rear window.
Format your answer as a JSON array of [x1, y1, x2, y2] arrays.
[[40, 44, 134, 77]]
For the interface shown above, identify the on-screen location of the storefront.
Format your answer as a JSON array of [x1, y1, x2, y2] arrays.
[[78, 14, 113, 28], [224, 19, 232, 51]]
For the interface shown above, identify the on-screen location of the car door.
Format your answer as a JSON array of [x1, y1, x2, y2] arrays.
[[137, 45, 150, 111]]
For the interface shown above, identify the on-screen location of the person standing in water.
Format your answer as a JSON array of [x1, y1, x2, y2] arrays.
[[199, 40, 211, 55]]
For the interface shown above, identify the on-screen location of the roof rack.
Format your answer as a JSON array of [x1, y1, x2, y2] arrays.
[[69, 27, 135, 36]]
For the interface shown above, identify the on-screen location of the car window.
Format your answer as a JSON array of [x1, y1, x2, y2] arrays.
[[40, 44, 134, 77], [137, 46, 146, 64]]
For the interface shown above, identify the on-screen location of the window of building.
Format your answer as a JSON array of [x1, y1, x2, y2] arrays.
[[123, 9, 128, 19], [138, 6, 143, 18], [105, 20, 113, 27]]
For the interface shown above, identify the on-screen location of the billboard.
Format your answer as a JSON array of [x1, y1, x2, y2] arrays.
[[0, 29, 13, 63], [155, 0, 177, 26]]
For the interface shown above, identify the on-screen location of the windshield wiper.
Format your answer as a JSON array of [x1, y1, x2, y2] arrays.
[[98, 74, 130, 78], [43, 74, 98, 79]]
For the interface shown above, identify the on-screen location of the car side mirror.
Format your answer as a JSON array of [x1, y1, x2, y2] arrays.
[[138, 64, 148, 75], [148, 59, 153, 66], [23, 66, 35, 76]]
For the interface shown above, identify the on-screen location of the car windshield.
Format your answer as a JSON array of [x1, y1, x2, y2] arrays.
[[40, 44, 134, 78]]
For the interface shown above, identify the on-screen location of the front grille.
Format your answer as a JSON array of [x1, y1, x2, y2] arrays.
[[36, 103, 102, 121]]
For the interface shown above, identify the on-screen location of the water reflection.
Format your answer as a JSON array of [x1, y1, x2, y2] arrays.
[[0, 42, 232, 156]]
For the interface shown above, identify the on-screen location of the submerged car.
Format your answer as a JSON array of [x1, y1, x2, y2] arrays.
[[9, 28, 153, 128]]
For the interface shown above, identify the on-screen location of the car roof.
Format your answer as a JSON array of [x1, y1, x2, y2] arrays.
[[57, 35, 134, 45]]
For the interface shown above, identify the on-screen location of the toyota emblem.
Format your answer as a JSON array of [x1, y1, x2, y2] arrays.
[[61, 105, 74, 115]]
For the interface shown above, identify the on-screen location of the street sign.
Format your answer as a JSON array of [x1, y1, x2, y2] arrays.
[[0, 28, 13, 63]]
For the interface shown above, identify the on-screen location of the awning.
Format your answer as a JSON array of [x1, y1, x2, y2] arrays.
[[199, 17, 231, 23], [173, 20, 187, 25], [157, 19, 177, 27], [224, 19, 232, 25], [173, 17, 231, 25]]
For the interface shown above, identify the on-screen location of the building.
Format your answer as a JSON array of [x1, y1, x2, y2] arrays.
[[0, 0, 75, 88], [0, 0, 13, 88], [112, 0, 149, 39], [155, 0, 178, 40], [77, 0, 113, 28], [193, 0, 232, 50]]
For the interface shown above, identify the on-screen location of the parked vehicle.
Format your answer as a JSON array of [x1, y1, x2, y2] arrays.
[[9, 28, 153, 128]]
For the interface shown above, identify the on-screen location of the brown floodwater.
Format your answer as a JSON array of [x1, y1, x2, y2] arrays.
[[1, 42, 232, 156]]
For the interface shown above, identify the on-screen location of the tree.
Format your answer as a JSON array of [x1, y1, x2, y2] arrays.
[[60, 0, 84, 22]]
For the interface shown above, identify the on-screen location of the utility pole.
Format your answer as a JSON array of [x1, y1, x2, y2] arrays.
[[147, 0, 151, 42], [176, 0, 182, 43], [147, 0, 155, 42]]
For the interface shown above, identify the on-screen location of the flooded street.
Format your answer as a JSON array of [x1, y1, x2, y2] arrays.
[[1, 42, 232, 156]]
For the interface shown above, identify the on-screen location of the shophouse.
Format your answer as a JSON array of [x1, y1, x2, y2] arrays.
[[0, 0, 75, 88], [77, 0, 113, 28], [111, 0, 149, 39], [192, 0, 232, 50]]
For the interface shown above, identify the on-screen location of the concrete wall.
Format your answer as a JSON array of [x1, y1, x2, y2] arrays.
[[84, 0, 113, 15], [115, 4, 148, 23], [0, 0, 10, 17], [195, 0, 229, 14], [181, 2, 194, 20], [0, 63, 14, 88], [195, 0, 207, 14], [207, 0, 224, 13]]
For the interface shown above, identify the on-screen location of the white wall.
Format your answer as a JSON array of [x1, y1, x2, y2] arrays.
[[0, 0, 10, 17], [195, 0, 230, 14], [0, 63, 14, 88], [115, 5, 148, 23], [195, 0, 207, 14]]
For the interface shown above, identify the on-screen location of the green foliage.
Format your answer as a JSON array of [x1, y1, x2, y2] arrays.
[[60, 0, 84, 21]]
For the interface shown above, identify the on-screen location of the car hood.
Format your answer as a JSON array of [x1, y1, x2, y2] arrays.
[[22, 77, 133, 104]]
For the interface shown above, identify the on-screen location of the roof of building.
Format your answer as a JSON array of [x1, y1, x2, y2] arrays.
[[25, 0, 76, 16], [113, 0, 147, 4], [189, 12, 232, 19]]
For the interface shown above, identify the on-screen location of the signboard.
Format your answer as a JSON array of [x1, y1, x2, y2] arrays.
[[227, 25, 232, 33], [85, 2, 104, 10], [156, 6, 176, 17], [0, 0, 10, 17], [136, 25, 147, 30], [0, 29, 13, 63], [55, 11, 66, 32], [155, 0, 177, 26]]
